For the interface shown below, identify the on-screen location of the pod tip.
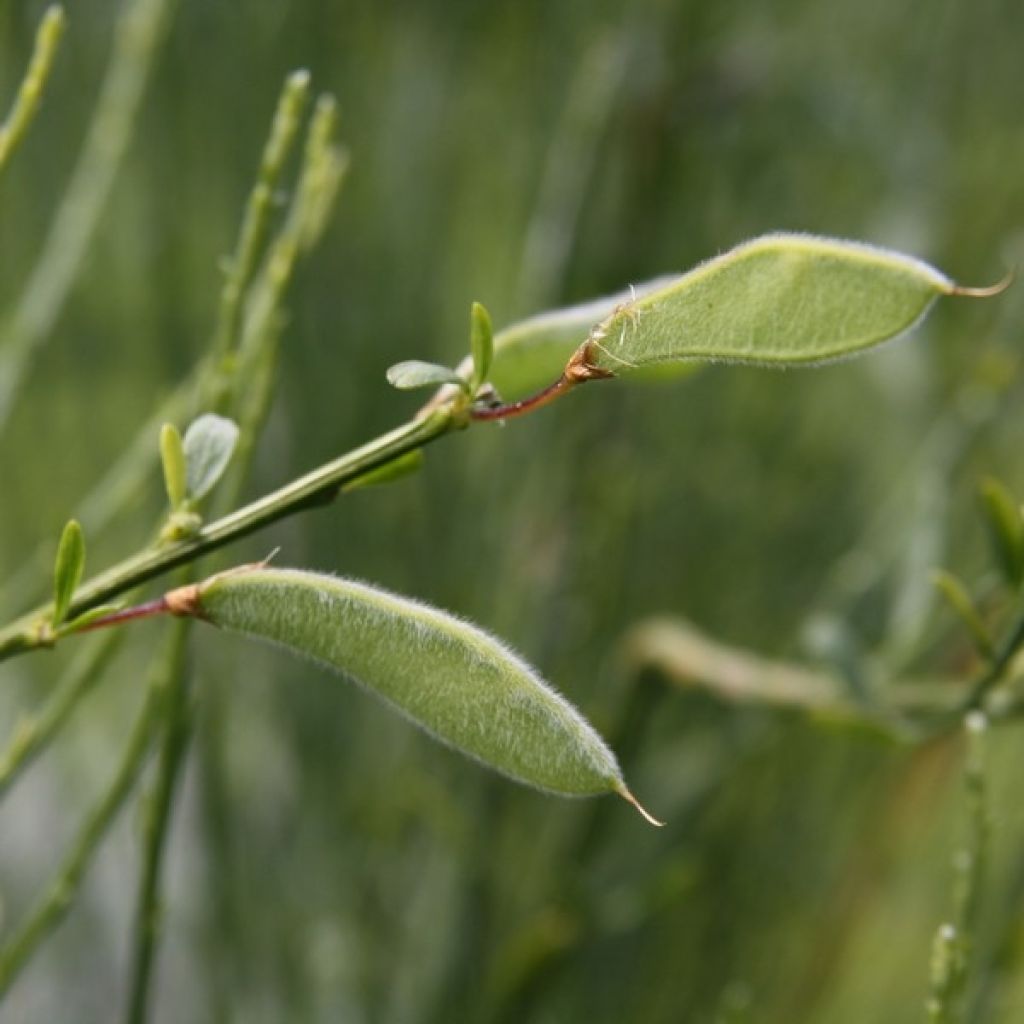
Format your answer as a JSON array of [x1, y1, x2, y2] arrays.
[[949, 267, 1015, 298], [615, 782, 665, 827]]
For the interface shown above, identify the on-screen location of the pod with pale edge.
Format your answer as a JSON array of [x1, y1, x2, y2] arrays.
[[171, 567, 660, 823], [580, 233, 1004, 374]]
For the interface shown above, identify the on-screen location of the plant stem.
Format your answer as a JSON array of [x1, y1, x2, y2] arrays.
[[470, 374, 577, 421], [0, 408, 456, 662], [124, 617, 192, 1024], [0, 0, 177, 429], [0, 632, 122, 801], [960, 602, 1024, 713], [0, 628, 184, 997], [0, 5, 66, 179]]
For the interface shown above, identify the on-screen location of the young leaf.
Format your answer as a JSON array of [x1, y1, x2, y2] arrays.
[[386, 360, 468, 392], [577, 233, 997, 375], [183, 414, 240, 502], [469, 301, 494, 392], [979, 477, 1024, 588], [159, 422, 187, 509], [52, 519, 85, 627], [170, 567, 660, 823]]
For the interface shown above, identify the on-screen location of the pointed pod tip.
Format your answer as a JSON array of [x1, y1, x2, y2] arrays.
[[949, 267, 1015, 299], [615, 782, 665, 827]]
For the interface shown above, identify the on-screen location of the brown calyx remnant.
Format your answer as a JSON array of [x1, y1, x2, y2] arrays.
[[565, 340, 617, 384], [164, 582, 204, 618], [166, 559, 272, 620]]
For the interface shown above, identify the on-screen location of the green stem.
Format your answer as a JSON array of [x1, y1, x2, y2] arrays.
[[0, 408, 457, 662], [0, 628, 184, 997], [0, 0, 177, 429], [123, 617, 192, 1024], [0, 632, 122, 801], [204, 70, 312, 406], [960, 603, 1024, 713], [0, 6, 66, 178]]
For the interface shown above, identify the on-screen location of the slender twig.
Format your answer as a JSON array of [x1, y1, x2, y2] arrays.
[[0, 627, 185, 997], [204, 69, 312, 405], [0, 0, 177, 429], [123, 617, 192, 1024], [470, 373, 577, 421], [0, 632, 122, 801], [925, 713, 990, 1023], [960, 604, 1024, 713], [0, 6, 66, 178]]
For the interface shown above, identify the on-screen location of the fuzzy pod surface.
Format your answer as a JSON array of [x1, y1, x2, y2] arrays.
[[188, 567, 645, 807], [583, 233, 991, 373]]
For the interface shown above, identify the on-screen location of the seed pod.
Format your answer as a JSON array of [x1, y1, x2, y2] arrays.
[[577, 233, 1005, 374], [173, 567, 660, 823]]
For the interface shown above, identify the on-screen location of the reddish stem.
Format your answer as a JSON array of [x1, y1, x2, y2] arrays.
[[470, 374, 575, 422], [73, 597, 172, 634]]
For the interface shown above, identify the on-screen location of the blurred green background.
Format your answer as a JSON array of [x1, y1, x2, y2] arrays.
[[1, 0, 1023, 1020]]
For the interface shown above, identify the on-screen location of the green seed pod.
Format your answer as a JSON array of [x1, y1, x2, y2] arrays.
[[578, 233, 1006, 374], [173, 567, 659, 823]]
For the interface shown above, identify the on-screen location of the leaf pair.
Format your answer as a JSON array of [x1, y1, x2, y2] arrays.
[[386, 302, 493, 395], [160, 414, 240, 511]]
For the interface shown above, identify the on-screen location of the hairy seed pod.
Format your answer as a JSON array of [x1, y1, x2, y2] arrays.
[[578, 233, 1006, 374], [173, 567, 660, 823]]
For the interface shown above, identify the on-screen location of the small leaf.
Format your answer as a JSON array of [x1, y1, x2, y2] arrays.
[[183, 413, 240, 502], [469, 302, 493, 392], [52, 519, 85, 626], [178, 566, 660, 823], [577, 234, 990, 375], [159, 422, 187, 509], [979, 477, 1024, 588], [386, 360, 468, 392], [341, 450, 424, 492], [931, 569, 994, 658]]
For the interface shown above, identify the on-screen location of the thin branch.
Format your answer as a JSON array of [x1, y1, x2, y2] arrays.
[[0, 626, 185, 997], [960, 604, 1024, 713], [123, 618, 192, 1024], [0, 632, 122, 801], [0, 0, 177, 429]]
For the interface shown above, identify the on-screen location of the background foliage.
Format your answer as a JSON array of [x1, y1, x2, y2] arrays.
[[0, 0, 1022, 1020]]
